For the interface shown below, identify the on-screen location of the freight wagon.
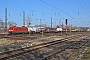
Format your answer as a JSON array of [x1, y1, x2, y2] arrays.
[[28, 27, 38, 33]]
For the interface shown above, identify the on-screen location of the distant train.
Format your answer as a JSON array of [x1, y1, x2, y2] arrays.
[[8, 25, 74, 34], [8, 26, 49, 34]]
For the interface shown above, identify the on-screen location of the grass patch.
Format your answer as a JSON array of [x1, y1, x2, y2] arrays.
[[81, 46, 90, 60]]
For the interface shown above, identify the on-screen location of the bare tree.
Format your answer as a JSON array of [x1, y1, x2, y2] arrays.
[[8, 21, 16, 28], [0, 18, 5, 28], [26, 15, 32, 27]]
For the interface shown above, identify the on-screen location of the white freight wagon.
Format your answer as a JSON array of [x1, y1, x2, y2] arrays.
[[28, 27, 38, 33], [56, 28, 62, 32]]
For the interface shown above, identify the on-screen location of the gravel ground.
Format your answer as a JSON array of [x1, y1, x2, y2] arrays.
[[0, 35, 65, 53], [0, 35, 65, 46], [0, 38, 28, 46], [0, 33, 89, 60], [8, 39, 87, 60]]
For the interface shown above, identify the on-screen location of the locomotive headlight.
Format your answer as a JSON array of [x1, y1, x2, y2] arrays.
[[9, 30, 13, 31]]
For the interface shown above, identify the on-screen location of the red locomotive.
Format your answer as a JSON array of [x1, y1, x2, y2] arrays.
[[8, 26, 28, 34]]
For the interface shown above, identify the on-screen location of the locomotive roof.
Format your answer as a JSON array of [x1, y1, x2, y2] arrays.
[[10, 26, 27, 28]]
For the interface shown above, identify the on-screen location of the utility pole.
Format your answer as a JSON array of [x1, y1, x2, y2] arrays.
[[66, 19, 68, 36], [70, 24, 72, 34], [59, 19, 62, 35], [40, 19, 41, 28], [51, 17, 52, 28], [59, 19, 61, 26], [40, 19, 43, 37], [23, 11, 25, 27], [61, 22, 63, 35], [5, 7, 7, 32], [29, 23, 30, 36]]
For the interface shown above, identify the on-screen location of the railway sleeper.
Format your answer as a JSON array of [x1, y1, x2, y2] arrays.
[[42, 41, 88, 60]]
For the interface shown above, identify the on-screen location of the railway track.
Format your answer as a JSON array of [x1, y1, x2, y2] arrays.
[[66, 38, 90, 60], [0, 36, 36, 40], [0, 34, 85, 60], [0, 32, 86, 39], [42, 39, 89, 60]]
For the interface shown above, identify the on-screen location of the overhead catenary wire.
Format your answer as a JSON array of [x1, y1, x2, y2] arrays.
[[55, 0, 76, 18], [0, 0, 56, 18], [0, 0, 89, 18], [0, 0, 64, 26], [0, 0, 90, 27], [55, 0, 74, 13], [77, 0, 90, 17], [40, 0, 72, 16], [82, 0, 90, 15], [0, 0, 74, 19], [0, 1, 54, 26]]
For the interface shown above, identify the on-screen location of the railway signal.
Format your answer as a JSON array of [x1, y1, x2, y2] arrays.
[[66, 19, 68, 25]]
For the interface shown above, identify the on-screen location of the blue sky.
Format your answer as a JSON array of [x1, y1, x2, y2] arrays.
[[0, 0, 90, 27]]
